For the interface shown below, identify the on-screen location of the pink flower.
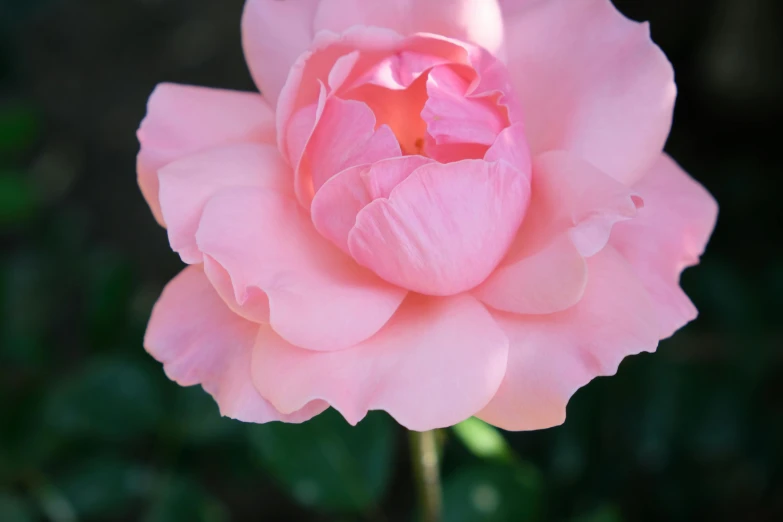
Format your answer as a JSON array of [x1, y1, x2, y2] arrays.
[[138, 0, 717, 431]]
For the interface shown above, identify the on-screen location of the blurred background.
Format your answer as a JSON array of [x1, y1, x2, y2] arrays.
[[1, 0, 781, 520]]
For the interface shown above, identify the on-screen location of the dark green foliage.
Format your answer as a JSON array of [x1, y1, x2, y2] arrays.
[[248, 409, 396, 513]]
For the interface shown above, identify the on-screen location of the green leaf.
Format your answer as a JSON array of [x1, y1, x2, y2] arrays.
[[43, 357, 164, 442], [442, 464, 542, 522], [452, 417, 514, 463], [0, 172, 36, 226], [0, 492, 34, 522], [0, 104, 39, 154], [143, 477, 227, 522], [85, 250, 134, 345], [248, 409, 395, 514], [55, 456, 151, 519], [172, 386, 240, 445], [571, 505, 623, 522]]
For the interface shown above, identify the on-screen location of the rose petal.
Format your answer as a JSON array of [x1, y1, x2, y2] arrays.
[[137, 84, 276, 225], [349, 159, 529, 295], [314, 0, 506, 58], [276, 27, 404, 161], [501, 0, 676, 184], [611, 154, 718, 338], [202, 255, 271, 324], [302, 97, 402, 195], [158, 143, 292, 264], [473, 234, 588, 314], [474, 151, 639, 314], [145, 265, 327, 423], [252, 294, 509, 430], [195, 187, 407, 351], [477, 246, 660, 431], [422, 65, 507, 146], [484, 123, 532, 176], [311, 155, 433, 253], [241, 0, 322, 105]]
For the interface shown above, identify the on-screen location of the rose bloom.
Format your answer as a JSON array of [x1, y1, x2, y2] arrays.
[[138, 0, 717, 431]]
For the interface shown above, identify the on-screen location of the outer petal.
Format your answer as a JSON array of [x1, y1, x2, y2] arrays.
[[611, 154, 718, 338], [195, 187, 407, 351], [474, 234, 588, 315], [474, 151, 640, 314], [241, 0, 322, 105], [158, 143, 292, 264], [137, 84, 276, 225], [252, 294, 509, 430], [501, 0, 676, 184], [477, 246, 660, 431], [145, 265, 327, 423], [314, 0, 505, 58], [349, 159, 529, 295]]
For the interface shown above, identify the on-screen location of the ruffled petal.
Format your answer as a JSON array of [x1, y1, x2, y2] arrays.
[[611, 154, 718, 338], [252, 294, 509, 430], [276, 27, 404, 166], [349, 159, 529, 295], [477, 246, 660, 431], [422, 65, 506, 146], [474, 151, 639, 314], [145, 265, 327, 423], [501, 0, 675, 184], [195, 187, 407, 351], [157, 143, 292, 264], [137, 84, 275, 225]]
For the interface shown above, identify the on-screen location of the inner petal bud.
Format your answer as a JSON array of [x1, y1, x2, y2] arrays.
[[303, 36, 532, 295]]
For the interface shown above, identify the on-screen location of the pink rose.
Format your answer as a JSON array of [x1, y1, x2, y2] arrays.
[[138, 0, 717, 431]]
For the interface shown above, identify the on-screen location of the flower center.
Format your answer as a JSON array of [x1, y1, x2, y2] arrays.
[[342, 52, 511, 163]]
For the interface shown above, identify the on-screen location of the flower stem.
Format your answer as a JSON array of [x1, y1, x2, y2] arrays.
[[409, 429, 442, 522]]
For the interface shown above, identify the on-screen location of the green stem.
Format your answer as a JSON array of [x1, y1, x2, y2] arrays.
[[409, 429, 442, 522]]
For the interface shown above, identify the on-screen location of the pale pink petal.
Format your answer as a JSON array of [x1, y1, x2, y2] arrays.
[[276, 27, 404, 160], [517, 151, 641, 257], [313, 0, 506, 58], [473, 234, 587, 314], [422, 66, 507, 146], [241, 0, 322, 105], [145, 265, 327, 423], [423, 137, 489, 164], [285, 85, 327, 173], [137, 84, 276, 225], [349, 51, 452, 91], [311, 156, 432, 253], [202, 255, 271, 325], [474, 151, 638, 314], [611, 154, 718, 338], [195, 187, 407, 351], [297, 96, 402, 204], [349, 159, 529, 295], [158, 143, 292, 264], [477, 246, 660, 431], [501, 0, 675, 184], [484, 123, 532, 178], [252, 294, 509, 430]]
